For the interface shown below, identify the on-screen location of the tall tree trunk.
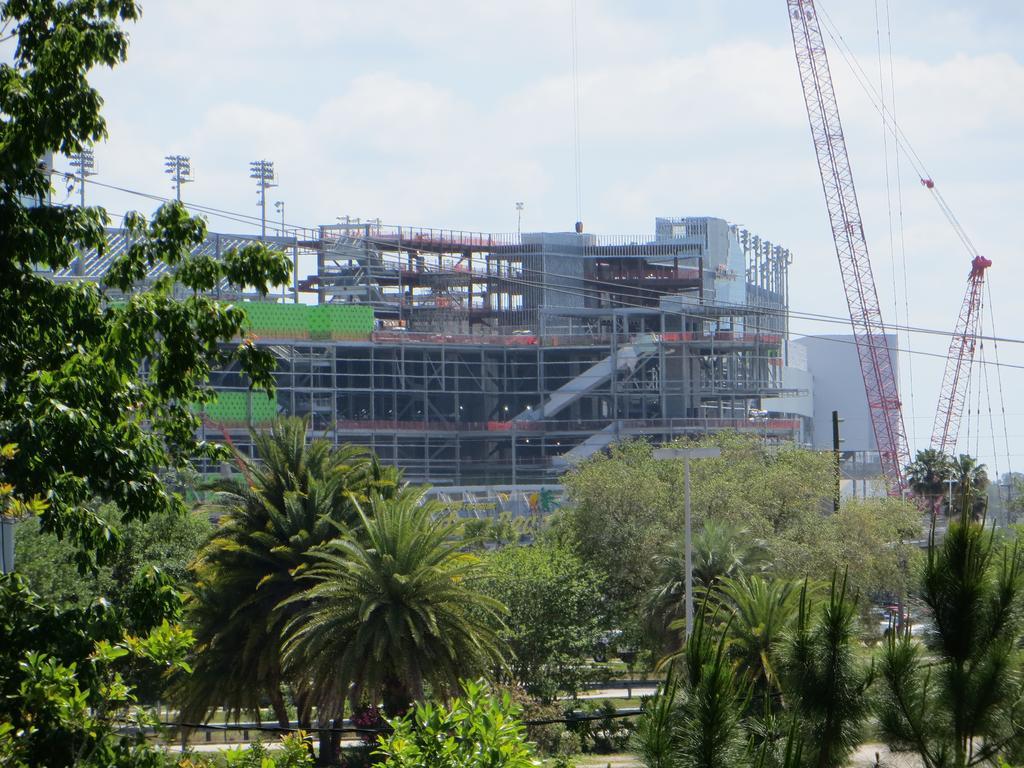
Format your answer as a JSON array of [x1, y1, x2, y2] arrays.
[[295, 689, 313, 729], [270, 686, 290, 729], [317, 704, 343, 767]]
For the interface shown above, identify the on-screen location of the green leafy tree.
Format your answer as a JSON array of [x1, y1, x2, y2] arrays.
[[877, 510, 1024, 768], [563, 434, 834, 639], [0, 569, 193, 767], [561, 440, 678, 622], [14, 504, 211, 608], [0, 1, 290, 764], [374, 680, 536, 768], [283, 488, 508, 717], [771, 497, 922, 602], [645, 606, 752, 768], [477, 541, 604, 701]]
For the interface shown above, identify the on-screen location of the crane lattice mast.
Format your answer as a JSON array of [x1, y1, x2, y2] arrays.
[[931, 255, 992, 455], [787, 0, 911, 494]]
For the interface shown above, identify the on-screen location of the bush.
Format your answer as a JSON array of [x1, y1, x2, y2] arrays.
[[374, 680, 535, 768], [179, 732, 313, 767]]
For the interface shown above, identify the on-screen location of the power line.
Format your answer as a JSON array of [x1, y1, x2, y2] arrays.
[[40, 164, 1024, 357], [815, 2, 980, 259]]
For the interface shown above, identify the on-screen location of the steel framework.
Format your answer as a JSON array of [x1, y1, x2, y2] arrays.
[[787, 0, 910, 492], [931, 255, 992, 455]]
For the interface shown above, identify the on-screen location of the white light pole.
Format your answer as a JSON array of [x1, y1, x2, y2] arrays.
[[653, 446, 722, 639], [515, 201, 524, 235], [274, 200, 285, 235], [164, 154, 193, 201], [249, 159, 277, 238], [69, 148, 96, 208]]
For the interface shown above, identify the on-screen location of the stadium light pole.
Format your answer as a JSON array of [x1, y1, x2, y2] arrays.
[[164, 154, 193, 201], [249, 159, 277, 238], [69, 148, 96, 208], [515, 201, 524, 236], [652, 446, 722, 639], [274, 200, 285, 236]]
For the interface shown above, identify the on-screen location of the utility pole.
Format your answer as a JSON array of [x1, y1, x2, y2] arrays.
[[164, 154, 193, 201], [69, 148, 96, 208], [832, 410, 843, 511], [653, 447, 722, 639], [249, 159, 277, 238]]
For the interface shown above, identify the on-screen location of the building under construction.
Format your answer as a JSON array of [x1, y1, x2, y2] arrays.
[[52, 215, 807, 493]]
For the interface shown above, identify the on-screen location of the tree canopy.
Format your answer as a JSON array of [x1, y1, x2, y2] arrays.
[[0, 2, 290, 764]]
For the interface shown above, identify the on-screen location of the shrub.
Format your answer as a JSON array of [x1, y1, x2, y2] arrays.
[[375, 680, 535, 768]]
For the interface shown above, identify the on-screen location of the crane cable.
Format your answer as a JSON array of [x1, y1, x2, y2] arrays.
[[815, 2, 979, 259], [884, 0, 917, 452], [874, 0, 916, 447], [818, 1, 1015, 481], [987, 281, 1014, 508]]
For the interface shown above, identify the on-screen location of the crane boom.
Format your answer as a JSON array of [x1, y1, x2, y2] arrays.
[[931, 255, 991, 455], [787, 0, 911, 493]]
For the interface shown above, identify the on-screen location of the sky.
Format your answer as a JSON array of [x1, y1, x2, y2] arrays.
[[38, 1, 1024, 477]]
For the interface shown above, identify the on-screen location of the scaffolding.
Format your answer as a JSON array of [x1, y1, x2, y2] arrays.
[[45, 216, 803, 487], [199, 216, 805, 486]]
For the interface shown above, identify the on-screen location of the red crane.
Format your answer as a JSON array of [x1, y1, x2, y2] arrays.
[[787, 0, 911, 494], [931, 255, 992, 455]]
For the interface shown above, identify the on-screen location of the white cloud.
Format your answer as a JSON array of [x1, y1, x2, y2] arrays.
[[66, 2, 1024, 464]]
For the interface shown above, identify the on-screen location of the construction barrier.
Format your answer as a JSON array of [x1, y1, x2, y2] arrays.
[[198, 392, 278, 426], [241, 302, 374, 341]]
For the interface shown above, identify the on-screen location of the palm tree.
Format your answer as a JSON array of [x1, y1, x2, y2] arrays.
[[176, 418, 400, 731], [906, 449, 953, 519], [282, 487, 508, 717], [949, 454, 988, 521], [646, 520, 767, 651], [715, 574, 800, 707]]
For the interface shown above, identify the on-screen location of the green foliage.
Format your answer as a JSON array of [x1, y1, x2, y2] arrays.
[[907, 449, 954, 517], [178, 733, 314, 768], [0, 572, 192, 768], [179, 420, 399, 727], [462, 512, 524, 549], [634, 670, 681, 768], [646, 520, 769, 651], [0, 2, 291, 765], [493, 685, 579, 757], [715, 574, 801, 706], [14, 504, 211, 608], [374, 680, 536, 768], [771, 497, 922, 601], [647, 606, 751, 768], [477, 542, 604, 701], [561, 439, 679, 616], [563, 435, 835, 633], [878, 512, 1024, 768], [949, 455, 989, 521], [782, 576, 872, 768], [1, 4, 290, 571], [283, 488, 508, 716]]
